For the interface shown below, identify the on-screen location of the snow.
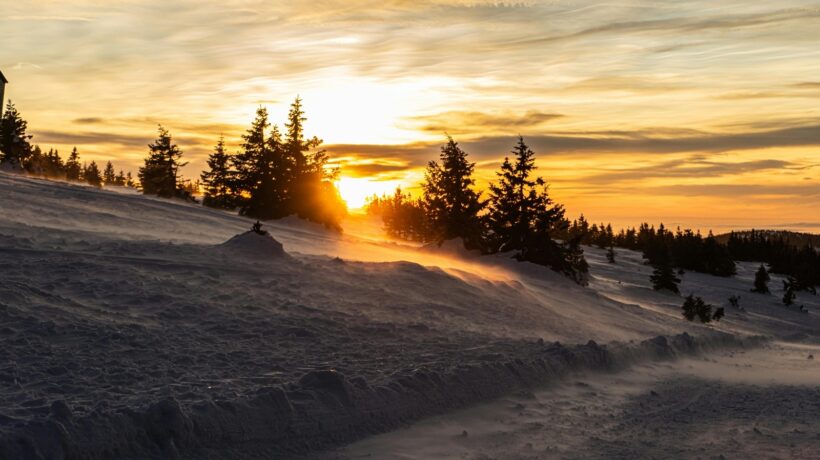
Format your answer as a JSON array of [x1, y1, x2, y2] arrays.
[[0, 171, 818, 459]]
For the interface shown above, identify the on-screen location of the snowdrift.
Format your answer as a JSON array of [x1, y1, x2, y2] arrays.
[[1, 172, 818, 459], [0, 332, 764, 459], [218, 230, 288, 259]]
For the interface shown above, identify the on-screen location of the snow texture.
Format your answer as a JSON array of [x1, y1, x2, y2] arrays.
[[0, 172, 817, 459]]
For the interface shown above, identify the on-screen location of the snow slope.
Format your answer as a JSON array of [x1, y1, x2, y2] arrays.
[[0, 172, 817, 458]]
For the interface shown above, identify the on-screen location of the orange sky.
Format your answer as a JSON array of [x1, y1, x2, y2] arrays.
[[2, 1, 819, 232]]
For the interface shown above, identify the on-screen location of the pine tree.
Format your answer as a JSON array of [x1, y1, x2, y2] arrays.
[[783, 278, 797, 306], [284, 97, 343, 228], [0, 101, 33, 169], [65, 147, 82, 181], [84, 161, 103, 188], [487, 136, 545, 253], [201, 136, 238, 210], [422, 136, 485, 249], [139, 125, 187, 198], [115, 170, 127, 186], [126, 171, 135, 187], [607, 245, 616, 263], [751, 264, 770, 294], [103, 161, 116, 185], [681, 295, 714, 323], [650, 253, 681, 294], [234, 108, 291, 219]]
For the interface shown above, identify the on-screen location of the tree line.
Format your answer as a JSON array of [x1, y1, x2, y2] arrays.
[[367, 136, 589, 284], [0, 101, 135, 188]]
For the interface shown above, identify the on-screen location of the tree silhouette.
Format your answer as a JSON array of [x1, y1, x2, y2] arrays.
[[422, 136, 485, 249], [285, 97, 343, 229], [681, 295, 714, 323], [650, 251, 681, 294], [607, 245, 616, 263], [84, 161, 103, 188], [487, 136, 548, 253], [139, 125, 187, 198], [65, 147, 82, 181], [103, 161, 116, 185], [751, 264, 770, 294], [201, 136, 238, 210], [0, 101, 33, 169]]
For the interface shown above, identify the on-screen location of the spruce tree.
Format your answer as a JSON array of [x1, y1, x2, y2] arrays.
[[65, 147, 82, 181], [0, 101, 33, 168], [422, 136, 485, 249], [115, 170, 127, 186], [103, 161, 116, 185], [201, 136, 238, 210], [681, 295, 715, 323], [234, 108, 290, 219], [650, 252, 681, 294], [607, 245, 616, 263], [783, 279, 796, 306], [751, 264, 770, 294], [84, 161, 103, 188], [284, 97, 343, 228], [487, 136, 544, 253], [139, 125, 187, 198]]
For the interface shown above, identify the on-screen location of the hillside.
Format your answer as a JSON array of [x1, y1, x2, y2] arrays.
[[0, 172, 818, 459], [715, 229, 820, 248]]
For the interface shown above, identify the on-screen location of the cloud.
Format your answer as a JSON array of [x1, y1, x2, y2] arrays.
[[73, 117, 105, 124], [404, 110, 563, 135], [576, 157, 812, 185]]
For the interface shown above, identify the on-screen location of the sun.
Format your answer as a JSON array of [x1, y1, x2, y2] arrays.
[[336, 177, 402, 210]]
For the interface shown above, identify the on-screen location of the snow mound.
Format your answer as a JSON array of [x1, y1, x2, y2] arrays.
[[219, 230, 288, 258]]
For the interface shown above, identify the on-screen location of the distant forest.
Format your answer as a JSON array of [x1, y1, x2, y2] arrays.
[[2, 98, 817, 290]]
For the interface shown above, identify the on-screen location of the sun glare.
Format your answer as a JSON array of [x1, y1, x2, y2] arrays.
[[336, 177, 401, 210]]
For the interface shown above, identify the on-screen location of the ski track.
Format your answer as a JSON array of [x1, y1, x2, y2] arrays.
[[0, 172, 818, 458]]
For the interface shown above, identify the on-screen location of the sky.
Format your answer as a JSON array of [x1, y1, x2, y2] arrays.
[[2, 0, 820, 232]]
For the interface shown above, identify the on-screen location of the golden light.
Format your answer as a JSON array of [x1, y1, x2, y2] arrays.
[[336, 177, 402, 210]]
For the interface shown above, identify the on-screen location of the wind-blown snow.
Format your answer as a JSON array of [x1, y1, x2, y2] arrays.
[[0, 172, 817, 459]]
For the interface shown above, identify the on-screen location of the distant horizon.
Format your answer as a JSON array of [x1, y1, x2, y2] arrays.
[[2, 1, 819, 231]]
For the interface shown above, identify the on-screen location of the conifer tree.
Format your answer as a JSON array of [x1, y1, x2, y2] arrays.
[[201, 136, 238, 210], [284, 97, 343, 228], [84, 161, 103, 188], [751, 264, 770, 294], [681, 295, 715, 323], [65, 147, 82, 181], [783, 278, 797, 306], [103, 161, 116, 185], [115, 170, 127, 186], [139, 125, 187, 198], [422, 136, 485, 249], [126, 171, 135, 187], [650, 252, 681, 294], [487, 136, 545, 253], [0, 101, 33, 168], [607, 245, 616, 263], [234, 108, 291, 219]]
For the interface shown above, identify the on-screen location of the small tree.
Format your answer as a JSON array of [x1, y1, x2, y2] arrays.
[[783, 278, 797, 306], [65, 147, 82, 181], [651, 253, 681, 294], [422, 136, 485, 249], [751, 264, 770, 294], [0, 101, 33, 168], [682, 295, 715, 323], [606, 245, 616, 264], [84, 161, 103, 188], [201, 136, 237, 210], [103, 161, 116, 185], [728, 295, 740, 309], [139, 125, 187, 198]]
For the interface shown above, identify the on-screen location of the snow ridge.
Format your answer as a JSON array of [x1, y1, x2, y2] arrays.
[[0, 332, 765, 459]]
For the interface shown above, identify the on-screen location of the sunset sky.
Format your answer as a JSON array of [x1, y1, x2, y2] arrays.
[[2, 1, 819, 232]]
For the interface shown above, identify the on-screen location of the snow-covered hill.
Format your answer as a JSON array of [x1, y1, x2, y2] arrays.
[[0, 172, 817, 459]]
